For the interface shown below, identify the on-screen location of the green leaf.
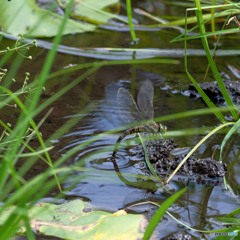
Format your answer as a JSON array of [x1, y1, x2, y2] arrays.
[[0, 0, 95, 38], [64, 0, 125, 24], [0, 200, 147, 240]]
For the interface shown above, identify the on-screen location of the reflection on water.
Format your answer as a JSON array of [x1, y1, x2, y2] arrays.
[[55, 77, 240, 238], [5, 0, 240, 238]]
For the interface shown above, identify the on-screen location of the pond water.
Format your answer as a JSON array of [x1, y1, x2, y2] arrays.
[[2, 0, 240, 239]]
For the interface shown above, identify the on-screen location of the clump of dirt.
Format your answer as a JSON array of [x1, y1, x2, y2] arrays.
[[171, 155, 227, 178], [188, 80, 240, 105], [135, 138, 227, 179], [141, 138, 178, 164]]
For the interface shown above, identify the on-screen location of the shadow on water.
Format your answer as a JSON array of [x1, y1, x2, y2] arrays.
[[4, 0, 240, 239]]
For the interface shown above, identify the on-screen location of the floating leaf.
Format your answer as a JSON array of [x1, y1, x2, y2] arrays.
[[64, 0, 123, 24], [0, 200, 147, 239], [0, 0, 95, 38]]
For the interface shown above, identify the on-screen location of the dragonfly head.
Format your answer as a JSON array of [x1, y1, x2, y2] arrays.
[[158, 123, 167, 134]]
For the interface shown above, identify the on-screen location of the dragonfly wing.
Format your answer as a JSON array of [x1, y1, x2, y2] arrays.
[[117, 87, 145, 124], [137, 79, 154, 120], [104, 82, 123, 128]]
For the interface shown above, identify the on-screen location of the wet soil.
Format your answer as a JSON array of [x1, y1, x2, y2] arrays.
[[134, 138, 227, 182], [188, 80, 240, 105]]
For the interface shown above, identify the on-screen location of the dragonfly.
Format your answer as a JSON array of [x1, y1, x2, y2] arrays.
[[111, 80, 167, 162]]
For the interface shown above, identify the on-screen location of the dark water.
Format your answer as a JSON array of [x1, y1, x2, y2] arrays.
[[3, 0, 240, 239]]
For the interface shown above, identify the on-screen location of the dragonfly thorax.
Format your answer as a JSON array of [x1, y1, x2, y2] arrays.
[[142, 122, 165, 134]]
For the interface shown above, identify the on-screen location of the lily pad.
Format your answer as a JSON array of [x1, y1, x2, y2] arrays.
[[63, 0, 122, 24], [0, 199, 148, 239], [0, 0, 95, 38]]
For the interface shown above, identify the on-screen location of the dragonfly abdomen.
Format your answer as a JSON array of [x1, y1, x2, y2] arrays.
[[111, 124, 159, 162], [111, 126, 143, 161]]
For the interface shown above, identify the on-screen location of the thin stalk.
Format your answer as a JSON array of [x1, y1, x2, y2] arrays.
[[126, 0, 136, 42], [138, 133, 162, 181], [211, 0, 217, 40]]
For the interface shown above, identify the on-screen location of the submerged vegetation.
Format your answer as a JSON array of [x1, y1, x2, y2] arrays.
[[0, 0, 240, 239]]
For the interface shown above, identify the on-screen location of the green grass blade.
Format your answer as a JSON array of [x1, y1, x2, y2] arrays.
[[171, 27, 240, 42], [24, 213, 36, 240], [224, 207, 240, 218], [0, 0, 76, 198], [149, 5, 240, 29], [29, 0, 75, 114], [143, 187, 187, 240], [126, 0, 136, 42], [12, 147, 54, 158], [220, 118, 240, 163], [211, 0, 216, 38], [0, 86, 61, 192], [186, 71, 225, 122], [0, 103, 95, 203], [154, 106, 230, 123], [170, 6, 240, 43], [220, 118, 240, 189], [0, 64, 101, 202], [184, 9, 225, 122], [145, 200, 213, 233], [138, 133, 161, 181], [48, 59, 179, 79], [194, 0, 239, 120], [134, 8, 185, 32]]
